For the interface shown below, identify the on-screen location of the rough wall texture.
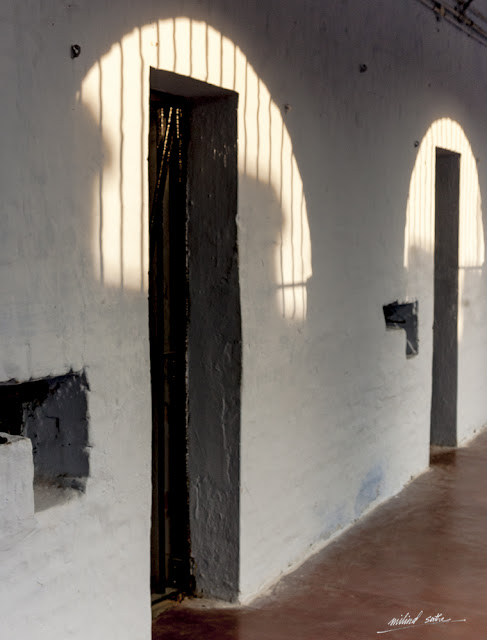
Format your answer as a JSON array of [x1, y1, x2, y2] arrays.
[[0, 435, 35, 537], [21, 372, 90, 487], [186, 95, 241, 601], [1, 0, 487, 637]]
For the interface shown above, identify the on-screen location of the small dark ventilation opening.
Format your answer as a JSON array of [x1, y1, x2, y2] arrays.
[[383, 300, 419, 357], [0, 371, 90, 493]]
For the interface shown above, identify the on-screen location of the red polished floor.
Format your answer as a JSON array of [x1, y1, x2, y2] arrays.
[[153, 431, 487, 639]]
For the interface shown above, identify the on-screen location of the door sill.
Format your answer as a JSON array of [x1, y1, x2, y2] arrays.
[[430, 445, 457, 466], [151, 588, 178, 605]]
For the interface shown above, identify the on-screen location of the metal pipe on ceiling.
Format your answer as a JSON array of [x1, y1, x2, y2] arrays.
[[415, 0, 487, 47]]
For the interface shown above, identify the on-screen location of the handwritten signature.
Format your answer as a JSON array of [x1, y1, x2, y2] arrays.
[[377, 611, 467, 634]]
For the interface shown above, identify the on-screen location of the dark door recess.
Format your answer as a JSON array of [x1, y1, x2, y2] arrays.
[[149, 94, 191, 596], [430, 148, 460, 447], [149, 68, 241, 604]]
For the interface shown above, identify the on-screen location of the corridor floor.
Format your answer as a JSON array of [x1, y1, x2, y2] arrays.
[[153, 430, 487, 639]]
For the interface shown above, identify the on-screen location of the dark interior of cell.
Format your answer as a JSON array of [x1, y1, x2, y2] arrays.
[[383, 300, 419, 357], [0, 372, 90, 490]]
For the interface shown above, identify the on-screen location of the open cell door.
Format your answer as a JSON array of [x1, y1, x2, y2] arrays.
[[149, 68, 241, 604], [149, 93, 191, 598]]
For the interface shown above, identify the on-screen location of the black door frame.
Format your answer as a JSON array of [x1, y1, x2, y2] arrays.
[[430, 147, 460, 447]]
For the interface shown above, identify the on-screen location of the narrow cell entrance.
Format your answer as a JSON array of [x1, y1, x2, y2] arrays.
[[148, 68, 241, 604], [149, 93, 191, 597], [430, 148, 460, 447]]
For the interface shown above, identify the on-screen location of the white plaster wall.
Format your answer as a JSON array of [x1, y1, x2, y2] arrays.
[[0, 2, 152, 638], [239, 1, 487, 598], [0, 435, 35, 537], [1, 0, 487, 636]]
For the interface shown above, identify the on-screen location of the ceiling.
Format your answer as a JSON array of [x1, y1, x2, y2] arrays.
[[416, 0, 487, 44]]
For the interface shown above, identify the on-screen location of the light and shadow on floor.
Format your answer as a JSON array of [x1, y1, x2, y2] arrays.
[[153, 429, 487, 639]]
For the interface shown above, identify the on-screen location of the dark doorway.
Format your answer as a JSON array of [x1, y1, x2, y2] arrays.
[[149, 69, 241, 603], [149, 93, 191, 597], [430, 148, 460, 447]]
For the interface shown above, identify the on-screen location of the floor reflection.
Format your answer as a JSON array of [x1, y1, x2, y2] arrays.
[[153, 429, 487, 639]]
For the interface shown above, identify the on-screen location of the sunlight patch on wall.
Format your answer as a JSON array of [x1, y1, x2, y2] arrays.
[[81, 18, 312, 321], [404, 118, 484, 338]]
